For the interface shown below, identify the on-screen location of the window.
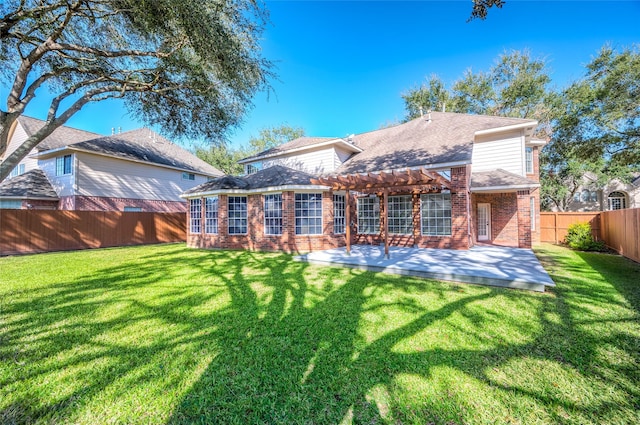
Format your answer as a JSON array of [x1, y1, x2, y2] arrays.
[[581, 189, 590, 202], [357, 196, 380, 235], [246, 162, 263, 175], [228, 196, 247, 234], [333, 194, 346, 234], [525, 147, 534, 174], [9, 164, 25, 178], [388, 195, 413, 235], [56, 154, 73, 176], [264, 194, 283, 235], [205, 197, 219, 234], [0, 200, 22, 209], [607, 191, 627, 210], [590, 191, 598, 202], [189, 198, 202, 233], [530, 197, 535, 231], [182, 172, 195, 181], [295, 193, 323, 235], [124, 206, 142, 212], [421, 193, 452, 236]]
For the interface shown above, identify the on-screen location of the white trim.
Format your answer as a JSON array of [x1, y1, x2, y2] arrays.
[[339, 161, 470, 179], [238, 139, 362, 164], [0, 196, 59, 201], [471, 183, 540, 193], [181, 184, 330, 199], [527, 139, 547, 146], [474, 121, 537, 137]]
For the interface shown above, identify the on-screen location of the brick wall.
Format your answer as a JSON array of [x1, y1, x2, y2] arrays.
[[72, 196, 187, 212], [188, 191, 345, 253]]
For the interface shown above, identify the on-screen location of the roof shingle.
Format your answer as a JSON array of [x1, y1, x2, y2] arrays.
[[0, 169, 58, 199]]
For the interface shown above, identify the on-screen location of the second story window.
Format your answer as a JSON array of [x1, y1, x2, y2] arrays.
[[9, 164, 25, 179], [56, 154, 73, 176], [525, 147, 534, 174], [246, 162, 263, 175], [182, 172, 195, 180]]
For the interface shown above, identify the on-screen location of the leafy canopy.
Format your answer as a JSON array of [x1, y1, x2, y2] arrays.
[[0, 0, 271, 180]]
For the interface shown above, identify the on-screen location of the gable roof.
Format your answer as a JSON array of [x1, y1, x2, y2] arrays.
[[21, 116, 222, 176], [182, 165, 321, 197], [0, 169, 58, 199], [336, 112, 536, 175], [18, 116, 99, 151], [238, 136, 362, 164]]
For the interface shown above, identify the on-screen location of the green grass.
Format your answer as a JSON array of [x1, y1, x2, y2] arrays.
[[0, 243, 638, 424]]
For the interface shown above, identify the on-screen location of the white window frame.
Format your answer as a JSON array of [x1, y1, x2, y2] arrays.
[[607, 191, 627, 210], [420, 193, 452, 236], [182, 172, 196, 181], [9, 164, 25, 179], [333, 194, 346, 234], [228, 196, 248, 234], [357, 196, 380, 235], [264, 193, 283, 235], [56, 154, 73, 176], [525, 147, 534, 174], [205, 197, 219, 234], [388, 195, 413, 235], [246, 162, 263, 175], [295, 193, 323, 235], [189, 198, 202, 234]]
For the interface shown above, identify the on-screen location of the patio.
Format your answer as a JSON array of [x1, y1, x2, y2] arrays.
[[295, 244, 555, 292]]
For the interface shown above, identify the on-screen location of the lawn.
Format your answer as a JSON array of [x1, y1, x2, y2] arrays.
[[0, 243, 638, 424]]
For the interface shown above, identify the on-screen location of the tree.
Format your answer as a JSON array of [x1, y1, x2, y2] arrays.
[[0, 0, 271, 181], [194, 144, 249, 176], [469, 0, 505, 21], [247, 124, 305, 153], [402, 51, 554, 135]]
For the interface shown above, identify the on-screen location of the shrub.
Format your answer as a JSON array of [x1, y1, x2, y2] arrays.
[[564, 222, 606, 251]]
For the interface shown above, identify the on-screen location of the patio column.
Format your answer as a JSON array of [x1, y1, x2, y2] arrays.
[[345, 190, 351, 255], [383, 187, 389, 258]]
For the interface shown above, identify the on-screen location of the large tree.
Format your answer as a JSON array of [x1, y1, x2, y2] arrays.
[[0, 0, 271, 181], [247, 124, 305, 153]]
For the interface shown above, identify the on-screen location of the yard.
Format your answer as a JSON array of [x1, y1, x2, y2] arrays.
[[0, 243, 638, 424]]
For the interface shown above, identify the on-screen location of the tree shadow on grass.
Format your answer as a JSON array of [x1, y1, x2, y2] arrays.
[[1, 245, 639, 424]]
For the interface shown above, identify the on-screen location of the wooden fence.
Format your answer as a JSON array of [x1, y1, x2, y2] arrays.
[[601, 208, 640, 264], [540, 212, 602, 244], [541, 209, 640, 263], [0, 210, 185, 256]]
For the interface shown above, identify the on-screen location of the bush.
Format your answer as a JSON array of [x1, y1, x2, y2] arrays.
[[564, 222, 606, 251]]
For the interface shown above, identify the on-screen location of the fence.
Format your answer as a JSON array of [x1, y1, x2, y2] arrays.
[[601, 208, 640, 264], [0, 210, 185, 256], [541, 209, 640, 264], [540, 212, 601, 244]]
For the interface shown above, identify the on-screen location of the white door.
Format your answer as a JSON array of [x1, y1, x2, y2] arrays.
[[477, 203, 491, 241]]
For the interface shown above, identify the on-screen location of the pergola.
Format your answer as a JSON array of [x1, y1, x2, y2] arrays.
[[311, 168, 451, 257]]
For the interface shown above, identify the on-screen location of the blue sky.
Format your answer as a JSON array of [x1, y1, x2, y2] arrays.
[[14, 1, 640, 149]]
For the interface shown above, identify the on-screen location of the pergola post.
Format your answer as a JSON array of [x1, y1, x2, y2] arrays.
[[383, 187, 389, 259], [345, 190, 351, 255]]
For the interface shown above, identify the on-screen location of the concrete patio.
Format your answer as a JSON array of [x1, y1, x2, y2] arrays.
[[295, 245, 555, 292]]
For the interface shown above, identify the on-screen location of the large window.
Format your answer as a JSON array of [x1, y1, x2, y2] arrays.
[[525, 147, 534, 174], [189, 198, 202, 234], [333, 194, 346, 234], [607, 191, 627, 210], [420, 193, 452, 236], [56, 154, 73, 176], [295, 193, 322, 235], [358, 196, 380, 235], [388, 195, 413, 235], [205, 197, 219, 234], [228, 196, 247, 234], [264, 194, 283, 235]]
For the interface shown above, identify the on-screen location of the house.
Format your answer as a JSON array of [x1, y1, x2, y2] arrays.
[[0, 116, 223, 211], [181, 112, 545, 253], [554, 173, 640, 212]]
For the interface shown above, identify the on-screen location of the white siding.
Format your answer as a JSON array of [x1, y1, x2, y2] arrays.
[[3, 122, 38, 172], [39, 156, 75, 197], [334, 146, 353, 170], [472, 131, 525, 176], [76, 153, 209, 201], [261, 147, 338, 174]]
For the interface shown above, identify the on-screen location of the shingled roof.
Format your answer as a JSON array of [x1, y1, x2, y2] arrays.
[[0, 169, 58, 199], [182, 165, 320, 196], [471, 169, 539, 190], [20, 116, 222, 176], [336, 112, 535, 175]]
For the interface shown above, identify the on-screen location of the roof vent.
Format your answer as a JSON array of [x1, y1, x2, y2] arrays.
[[347, 134, 355, 143], [427, 110, 432, 122]]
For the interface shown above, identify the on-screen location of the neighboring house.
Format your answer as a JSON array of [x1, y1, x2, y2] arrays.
[[554, 173, 640, 212], [0, 116, 223, 211], [182, 111, 545, 252]]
